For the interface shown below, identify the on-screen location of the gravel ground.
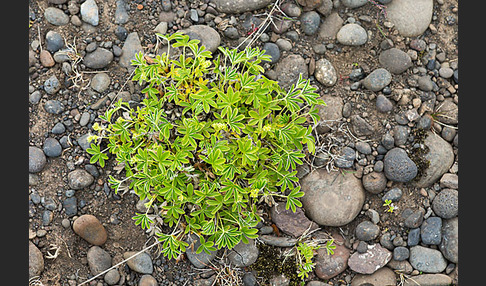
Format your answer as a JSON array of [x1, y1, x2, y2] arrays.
[[28, 0, 459, 285]]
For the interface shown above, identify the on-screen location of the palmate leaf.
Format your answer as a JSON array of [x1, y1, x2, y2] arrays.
[[86, 143, 109, 168], [276, 170, 298, 192], [132, 213, 154, 230], [285, 186, 304, 213]]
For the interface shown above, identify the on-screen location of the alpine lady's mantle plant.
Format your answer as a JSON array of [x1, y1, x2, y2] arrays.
[[87, 32, 325, 261]]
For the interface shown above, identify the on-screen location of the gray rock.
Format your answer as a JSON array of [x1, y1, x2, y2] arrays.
[[154, 21, 168, 35], [383, 148, 418, 182], [407, 228, 421, 246], [227, 239, 259, 267], [185, 234, 217, 268], [387, 259, 413, 274], [301, 169, 365, 226], [80, 0, 99, 26], [351, 267, 396, 286], [409, 246, 447, 273], [63, 197, 78, 217], [393, 125, 410, 146], [119, 32, 143, 69], [104, 269, 120, 285], [381, 132, 395, 150], [281, 2, 302, 17], [44, 100, 64, 115], [123, 251, 153, 274], [242, 272, 257, 286], [382, 187, 403, 202], [355, 141, 371, 155], [84, 48, 113, 69], [68, 169, 94, 190], [418, 76, 434, 91], [393, 246, 410, 261], [414, 131, 454, 188], [258, 235, 297, 247], [336, 23, 368, 46], [315, 94, 343, 134], [274, 54, 308, 89], [317, 12, 343, 40], [439, 217, 458, 263], [271, 203, 318, 238], [87, 246, 112, 275], [376, 94, 393, 113], [316, 0, 333, 16], [350, 115, 374, 136], [300, 11, 321, 35], [348, 244, 392, 274], [77, 133, 92, 151], [275, 38, 292, 51], [115, 0, 129, 24], [432, 189, 458, 219], [355, 220, 380, 241], [42, 210, 54, 225], [386, 0, 433, 37], [421, 216, 442, 245], [314, 58, 337, 87], [362, 171, 387, 194], [30, 90, 42, 104], [212, 0, 274, 13], [46, 30, 65, 53], [181, 25, 221, 53], [90, 72, 111, 93], [362, 68, 392, 92], [341, 0, 368, 8], [379, 48, 412, 74], [379, 232, 394, 251], [29, 146, 47, 173], [44, 75, 61, 95], [402, 274, 452, 286], [439, 67, 454, 79], [434, 98, 458, 125], [403, 208, 425, 229], [334, 146, 356, 168], [43, 137, 62, 157], [44, 7, 69, 26], [223, 27, 239, 39], [29, 241, 44, 278], [263, 42, 280, 64]]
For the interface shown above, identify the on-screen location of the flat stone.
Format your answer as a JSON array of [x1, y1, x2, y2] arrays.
[[29, 241, 44, 278], [44, 74, 61, 95], [258, 235, 298, 247], [413, 131, 454, 188], [351, 267, 396, 286], [90, 73, 111, 93], [387, 259, 413, 274], [68, 169, 94, 190], [336, 23, 368, 46], [439, 217, 458, 263], [341, 0, 368, 8], [212, 0, 274, 13], [434, 98, 458, 125], [270, 203, 319, 238], [314, 238, 349, 280], [315, 94, 343, 134], [314, 58, 337, 87], [104, 269, 121, 285], [350, 115, 375, 136], [115, 0, 129, 24], [386, 0, 433, 37], [409, 245, 447, 273], [301, 169, 365, 226], [43, 137, 62, 157], [119, 32, 143, 69], [87, 246, 112, 275], [376, 94, 393, 113], [379, 48, 412, 74], [420, 216, 442, 245], [383, 148, 418, 182], [227, 239, 259, 267], [334, 146, 356, 168], [402, 274, 452, 286], [393, 246, 410, 261], [348, 244, 392, 274], [73, 214, 108, 245], [382, 187, 403, 202], [317, 12, 343, 41], [40, 50, 55, 67]]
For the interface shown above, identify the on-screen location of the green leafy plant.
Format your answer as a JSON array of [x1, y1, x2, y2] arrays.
[[383, 199, 397, 213], [295, 242, 320, 283], [87, 32, 325, 260]]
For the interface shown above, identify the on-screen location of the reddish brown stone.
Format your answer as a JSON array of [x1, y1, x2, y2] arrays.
[[73, 214, 108, 245]]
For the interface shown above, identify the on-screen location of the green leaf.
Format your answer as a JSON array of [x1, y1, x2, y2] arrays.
[[86, 143, 109, 168]]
